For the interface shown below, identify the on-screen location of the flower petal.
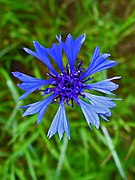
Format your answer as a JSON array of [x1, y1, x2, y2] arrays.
[[84, 92, 118, 108], [12, 71, 45, 82], [12, 72, 54, 100], [81, 46, 118, 79], [45, 43, 64, 71], [84, 92, 116, 117], [18, 86, 40, 100], [20, 93, 56, 124], [99, 114, 109, 122], [61, 34, 86, 70], [85, 76, 121, 95], [23, 41, 57, 75], [90, 46, 100, 67], [56, 34, 61, 43], [47, 102, 70, 140], [78, 98, 106, 129]]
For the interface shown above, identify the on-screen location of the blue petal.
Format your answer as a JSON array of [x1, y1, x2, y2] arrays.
[[12, 72, 54, 100], [47, 102, 70, 140], [85, 76, 121, 95], [12, 71, 46, 82], [85, 92, 120, 108], [45, 43, 64, 71], [37, 103, 50, 124], [17, 79, 53, 91], [20, 93, 56, 124], [17, 82, 44, 91], [84, 92, 116, 117], [56, 34, 62, 43], [90, 46, 100, 67], [61, 34, 86, 70], [81, 46, 118, 79], [18, 86, 40, 100], [99, 114, 109, 122], [78, 99, 107, 129], [23, 41, 57, 75]]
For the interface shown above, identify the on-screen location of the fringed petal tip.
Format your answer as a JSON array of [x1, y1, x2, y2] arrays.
[[95, 45, 100, 49], [88, 122, 99, 130], [80, 33, 86, 43], [11, 71, 15, 76], [59, 134, 71, 140], [23, 47, 30, 53], [46, 103, 70, 140], [47, 132, 70, 140], [56, 34, 62, 43], [11, 71, 20, 78], [111, 76, 121, 79], [33, 40, 38, 44], [37, 120, 41, 125], [56, 33, 86, 43]]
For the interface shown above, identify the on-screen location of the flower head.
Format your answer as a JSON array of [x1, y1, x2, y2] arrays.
[[12, 34, 120, 140]]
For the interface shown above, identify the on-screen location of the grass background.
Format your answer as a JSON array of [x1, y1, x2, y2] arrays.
[[0, 0, 135, 179]]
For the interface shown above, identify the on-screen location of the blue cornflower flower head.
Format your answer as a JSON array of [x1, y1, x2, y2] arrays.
[[12, 34, 121, 140]]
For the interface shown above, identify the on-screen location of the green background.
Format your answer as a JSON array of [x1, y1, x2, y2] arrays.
[[0, 0, 135, 179]]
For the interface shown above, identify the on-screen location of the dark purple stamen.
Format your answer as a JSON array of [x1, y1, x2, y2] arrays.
[[76, 60, 82, 69], [46, 71, 56, 78], [42, 61, 93, 107], [66, 63, 70, 75], [82, 77, 94, 83]]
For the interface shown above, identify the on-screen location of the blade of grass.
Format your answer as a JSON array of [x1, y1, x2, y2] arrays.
[[5, 131, 39, 165], [55, 134, 68, 180], [0, 68, 21, 105], [102, 126, 127, 180], [11, 163, 15, 180], [25, 149, 37, 180], [38, 125, 59, 159], [0, 44, 17, 58], [125, 138, 135, 160]]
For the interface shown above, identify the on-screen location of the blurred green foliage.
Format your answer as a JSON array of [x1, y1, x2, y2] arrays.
[[0, 0, 135, 179]]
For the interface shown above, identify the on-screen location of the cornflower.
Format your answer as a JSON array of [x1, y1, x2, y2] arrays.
[[12, 34, 120, 140]]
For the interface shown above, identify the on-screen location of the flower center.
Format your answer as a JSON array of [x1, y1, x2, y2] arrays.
[[43, 60, 92, 107], [55, 73, 83, 104]]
